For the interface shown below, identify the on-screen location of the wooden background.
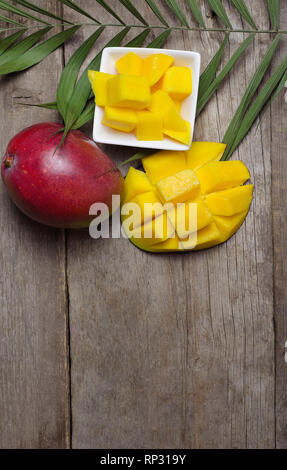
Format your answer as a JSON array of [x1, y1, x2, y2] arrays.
[[0, 0, 286, 449]]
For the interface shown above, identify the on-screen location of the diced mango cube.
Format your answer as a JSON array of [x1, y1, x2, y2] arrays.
[[164, 120, 191, 145], [142, 150, 187, 184], [136, 111, 163, 141], [132, 191, 163, 227], [163, 106, 188, 132], [107, 74, 151, 110], [161, 66, 192, 101], [102, 106, 138, 133], [148, 90, 177, 117], [173, 100, 182, 113], [186, 142, 226, 170], [205, 184, 254, 216], [156, 169, 200, 204], [151, 234, 180, 252], [196, 161, 250, 195], [88, 70, 115, 107], [116, 52, 143, 76], [123, 167, 153, 203], [189, 222, 221, 250], [141, 53, 174, 86]]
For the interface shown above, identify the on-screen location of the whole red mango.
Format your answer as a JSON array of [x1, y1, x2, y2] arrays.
[[1, 122, 124, 228]]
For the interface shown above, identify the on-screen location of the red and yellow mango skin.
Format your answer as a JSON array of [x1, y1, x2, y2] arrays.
[[1, 122, 124, 228], [121, 142, 253, 252]]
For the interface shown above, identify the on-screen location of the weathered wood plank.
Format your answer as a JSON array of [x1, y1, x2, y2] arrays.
[[0, 1, 69, 448], [64, 0, 277, 448], [272, 1, 287, 450]]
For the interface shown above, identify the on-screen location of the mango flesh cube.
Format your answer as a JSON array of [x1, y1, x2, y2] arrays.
[[102, 106, 138, 133], [186, 142, 226, 170], [132, 191, 163, 227], [142, 150, 187, 184], [163, 106, 188, 132], [205, 184, 254, 216], [156, 169, 200, 204], [107, 74, 151, 110], [148, 90, 177, 117], [190, 222, 221, 250], [161, 66, 192, 101], [175, 200, 212, 239], [174, 100, 182, 113], [141, 53, 174, 86], [164, 120, 191, 145], [196, 161, 250, 195], [131, 212, 175, 246], [116, 52, 143, 76], [123, 167, 152, 203], [136, 111, 163, 141], [151, 234, 180, 252], [88, 70, 115, 107]]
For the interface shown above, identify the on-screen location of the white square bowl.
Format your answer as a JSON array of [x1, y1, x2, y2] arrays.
[[93, 47, 201, 151]]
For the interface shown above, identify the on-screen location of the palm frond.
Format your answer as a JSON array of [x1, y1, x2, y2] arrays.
[[207, 0, 233, 29], [147, 29, 172, 48], [267, 0, 279, 30], [187, 0, 205, 28], [197, 34, 255, 116], [0, 13, 24, 27], [0, 30, 26, 55], [0, 26, 79, 74], [118, 0, 148, 26], [145, 0, 169, 27], [58, 0, 100, 24], [13, 0, 73, 24], [95, 0, 125, 25], [222, 34, 281, 159], [0, 0, 50, 24], [230, 0, 257, 30], [164, 0, 189, 28]]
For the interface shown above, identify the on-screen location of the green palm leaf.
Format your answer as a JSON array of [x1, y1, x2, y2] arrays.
[[119, 0, 148, 26], [145, 0, 169, 27], [231, 0, 257, 29], [0, 30, 26, 55], [0, 0, 50, 25], [125, 28, 151, 46], [267, 0, 279, 30], [95, 0, 125, 25], [58, 0, 99, 24], [198, 33, 229, 101], [72, 101, 95, 129], [0, 13, 24, 27], [222, 54, 287, 160], [207, 0, 233, 29], [0, 25, 79, 74], [187, 0, 205, 28], [14, 0, 73, 24], [147, 29, 172, 48], [57, 27, 105, 120], [222, 34, 281, 159], [164, 0, 189, 27], [0, 27, 51, 67], [197, 34, 255, 116]]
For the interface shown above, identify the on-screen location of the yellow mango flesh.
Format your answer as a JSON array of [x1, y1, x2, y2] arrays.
[[123, 167, 152, 203], [136, 111, 163, 141], [121, 142, 253, 252], [141, 53, 174, 86], [116, 52, 143, 76], [164, 120, 191, 145], [102, 106, 138, 132], [148, 90, 177, 117], [196, 161, 250, 194], [161, 66, 192, 101], [88, 70, 115, 107], [107, 74, 151, 110]]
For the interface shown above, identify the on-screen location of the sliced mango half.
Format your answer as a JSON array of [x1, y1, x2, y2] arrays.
[[121, 142, 253, 252]]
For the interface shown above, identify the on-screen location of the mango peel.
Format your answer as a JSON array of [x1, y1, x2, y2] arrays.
[[121, 142, 253, 252]]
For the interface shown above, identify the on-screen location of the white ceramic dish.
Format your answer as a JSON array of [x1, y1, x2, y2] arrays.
[[93, 47, 201, 151]]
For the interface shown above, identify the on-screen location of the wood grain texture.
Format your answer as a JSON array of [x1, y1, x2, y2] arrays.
[[63, 0, 279, 448], [272, 1, 287, 450], [0, 1, 69, 448]]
